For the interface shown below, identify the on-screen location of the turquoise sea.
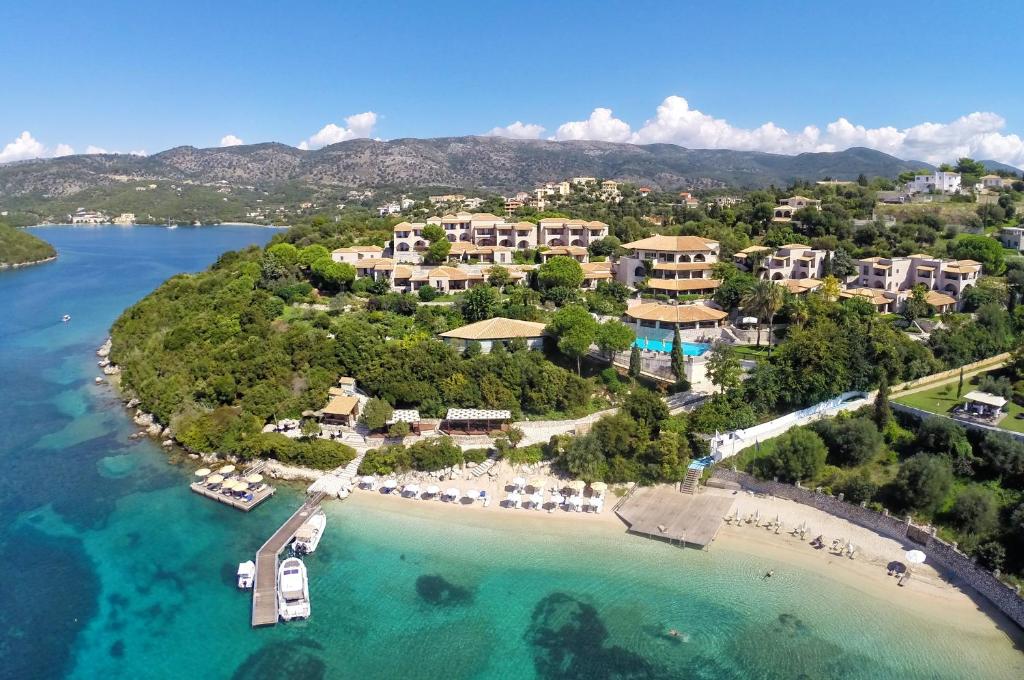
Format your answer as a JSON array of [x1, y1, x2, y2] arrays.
[[1, 225, 1022, 679]]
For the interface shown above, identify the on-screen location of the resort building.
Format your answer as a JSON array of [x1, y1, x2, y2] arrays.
[[779, 278, 823, 296], [441, 408, 511, 435], [320, 393, 361, 427], [538, 218, 609, 248], [853, 254, 981, 303], [999, 226, 1024, 252], [70, 209, 108, 224], [840, 286, 957, 314], [581, 261, 614, 289], [331, 245, 386, 264], [438, 317, 547, 353], [732, 245, 772, 270], [446, 242, 515, 264], [778, 196, 822, 210], [539, 245, 589, 263], [764, 244, 830, 281], [624, 302, 728, 336], [906, 171, 962, 194], [616, 234, 720, 292], [112, 213, 136, 225], [678, 192, 700, 210]]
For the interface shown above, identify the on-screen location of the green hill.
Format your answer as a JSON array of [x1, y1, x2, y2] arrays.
[[0, 224, 56, 266]]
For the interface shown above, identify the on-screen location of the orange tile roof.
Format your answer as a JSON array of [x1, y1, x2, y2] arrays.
[[622, 235, 718, 252], [626, 303, 728, 323]]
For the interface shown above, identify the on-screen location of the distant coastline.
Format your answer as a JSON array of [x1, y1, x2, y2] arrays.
[[0, 254, 57, 270]]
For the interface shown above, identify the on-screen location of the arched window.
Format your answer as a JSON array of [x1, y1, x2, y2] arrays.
[[517, 240, 529, 249], [772, 272, 784, 280], [679, 254, 691, 262], [634, 266, 646, 278], [398, 242, 410, 252], [693, 253, 705, 262]]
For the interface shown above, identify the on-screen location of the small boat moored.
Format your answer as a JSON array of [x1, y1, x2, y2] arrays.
[[291, 509, 326, 555], [237, 560, 256, 589], [62, 314, 71, 323], [277, 557, 310, 621]]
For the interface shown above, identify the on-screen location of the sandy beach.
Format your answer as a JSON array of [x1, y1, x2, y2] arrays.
[[337, 480, 1024, 652]]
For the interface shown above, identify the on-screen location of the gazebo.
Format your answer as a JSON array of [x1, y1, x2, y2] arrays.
[[960, 391, 1007, 420], [386, 409, 422, 434], [441, 408, 511, 435]]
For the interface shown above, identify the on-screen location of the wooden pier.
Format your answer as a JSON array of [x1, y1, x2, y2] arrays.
[[189, 482, 275, 511], [616, 485, 734, 548], [251, 492, 326, 627]]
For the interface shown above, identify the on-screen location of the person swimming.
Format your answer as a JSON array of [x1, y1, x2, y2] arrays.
[[762, 569, 774, 580], [666, 629, 690, 642]]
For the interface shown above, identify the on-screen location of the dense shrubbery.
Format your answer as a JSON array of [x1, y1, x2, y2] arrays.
[[357, 436, 471, 475], [0, 224, 56, 266]]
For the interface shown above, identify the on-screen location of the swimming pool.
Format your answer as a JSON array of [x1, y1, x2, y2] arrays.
[[633, 338, 711, 355]]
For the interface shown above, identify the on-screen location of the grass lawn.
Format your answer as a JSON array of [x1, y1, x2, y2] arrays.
[[895, 372, 1024, 433], [734, 345, 771, 360]]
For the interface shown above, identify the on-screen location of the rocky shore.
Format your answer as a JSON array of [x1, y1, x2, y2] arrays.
[[0, 255, 57, 269]]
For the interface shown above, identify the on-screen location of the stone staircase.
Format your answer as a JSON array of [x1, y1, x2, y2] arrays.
[[680, 466, 701, 494]]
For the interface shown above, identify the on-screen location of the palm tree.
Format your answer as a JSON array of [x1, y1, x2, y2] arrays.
[[788, 297, 810, 327], [741, 280, 785, 351]]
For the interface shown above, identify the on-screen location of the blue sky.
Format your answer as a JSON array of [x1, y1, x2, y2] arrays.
[[3, 1, 1024, 165]]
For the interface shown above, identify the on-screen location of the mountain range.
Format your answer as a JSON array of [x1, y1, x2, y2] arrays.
[[0, 136, 1017, 199]]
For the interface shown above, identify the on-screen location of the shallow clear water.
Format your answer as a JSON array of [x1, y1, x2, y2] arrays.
[[633, 338, 709, 355], [1, 225, 1021, 679]]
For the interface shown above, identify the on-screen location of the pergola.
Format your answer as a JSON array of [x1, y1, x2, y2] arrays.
[[441, 408, 511, 435], [961, 391, 1007, 420], [386, 409, 422, 434]]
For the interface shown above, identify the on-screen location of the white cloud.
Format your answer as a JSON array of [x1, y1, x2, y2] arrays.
[[553, 108, 632, 143], [298, 111, 378, 150], [0, 131, 47, 162], [85, 145, 109, 155], [219, 134, 244, 147], [540, 95, 1024, 166], [484, 121, 546, 139], [128, 149, 147, 157], [54, 143, 75, 157]]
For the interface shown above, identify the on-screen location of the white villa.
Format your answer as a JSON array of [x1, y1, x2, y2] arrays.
[[392, 213, 539, 255], [538, 218, 609, 248], [999, 226, 1024, 252], [906, 171, 962, 194], [331, 245, 386, 264], [848, 254, 980, 311], [764, 244, 830, 281], [616, 235, 720, 295], [772, 196, 822, 223], [625, 301, 728, 337]]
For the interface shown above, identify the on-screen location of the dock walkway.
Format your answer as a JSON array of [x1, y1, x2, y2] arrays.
[[616, 486, 734, 548], [251, 492, 325, 627]]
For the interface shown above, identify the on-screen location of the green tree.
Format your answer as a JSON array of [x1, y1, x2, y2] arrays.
[[670, 328, 685, 382], [742, 279, 786, 350], [487, 265, 512, 289], [310, 256, 355, 293], [902, 284, 933, 321], [758, 428, 827, 483], [460, 285, 499, 322], [298, 244, 330, 267], [417, 284, 438, 301], [950, 234, 1005, 275], [360, 397, 394, 431], [266, 242, 299, 265], [595, 320, 634, 362], [874, 372, 891, 429], [949, 485, 998, 536], [538, 255, 584, 290], [894, 454, 953, 513], [425, 239, 451, 264], [628, 345, 641, 378], [705, 342, 742, 393], [559, 326, 594, 375], [814, 417, 883, 466]]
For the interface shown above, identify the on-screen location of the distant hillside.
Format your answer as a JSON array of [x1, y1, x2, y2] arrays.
[[0, 224, 56, 267], [0, 136, 932, 200], [979, 159, 1024, 175]]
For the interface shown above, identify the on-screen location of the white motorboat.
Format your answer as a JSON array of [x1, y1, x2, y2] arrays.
[[277, 557, 310, 620], [237, 560, 255, 589], [62, 314, 71, 323], [291, 510, 326, 555]]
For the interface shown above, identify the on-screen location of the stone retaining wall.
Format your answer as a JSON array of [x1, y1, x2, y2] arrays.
[[711, 468, 1024, 629]]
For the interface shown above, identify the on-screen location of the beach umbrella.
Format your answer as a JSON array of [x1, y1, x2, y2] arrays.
[[512, 476, 526, 487], [361, 475, 375, 485], [905, 550, 926, 565], [426, 484, 440, 496], [529, 478, 545, 489], [445, 487, 460, 499], [568, 480, 586, 492], [245, 473, 263, 484], [382, 479, 397, 489], [206, 474, 224, 484], [404, 484, 420, 496], [194, 468, 211, 477], [464, 488, 478, 498], [217, 464, 236, 474], [590, 481, 608, 493]]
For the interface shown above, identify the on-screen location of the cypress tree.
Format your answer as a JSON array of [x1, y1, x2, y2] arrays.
[[874, 372, 891, 429], [670, 328, 685, 383], [628, 345, 641, 379]]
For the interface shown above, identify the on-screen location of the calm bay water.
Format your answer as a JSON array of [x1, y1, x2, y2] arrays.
[[1, 225, 1021, 679]]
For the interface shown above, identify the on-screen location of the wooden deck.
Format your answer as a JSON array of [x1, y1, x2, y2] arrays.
[[251, 492, 326, 627], [616, 486, 735, 548], [189, 482, 275, 511]]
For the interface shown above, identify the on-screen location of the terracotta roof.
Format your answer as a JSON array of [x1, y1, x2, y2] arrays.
[[439, 317, 547, 341], [925, 291, 957, 306], [736, 245, 771, 255], [916, 265, 936, 272], [448, 242, 476, 254], [626, 303, 728, 323], [322, 395, 360, 416], [622, 235, 718, 252], [355, 257, 395, 269], [779, 278, 822, 294], [779, 243, 812, 250], [393, 265, 413, 279], [840, 288, 892, 306], [543, 246, 589, 256], [392, 221, 425, 232], [332, 245, 384, 254], [647, 278, 722, 292], [652, 261, 713, 271]]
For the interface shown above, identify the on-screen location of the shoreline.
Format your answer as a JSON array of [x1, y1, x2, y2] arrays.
[[0, 254, 57, 270], [335, 485, 1024, 649]]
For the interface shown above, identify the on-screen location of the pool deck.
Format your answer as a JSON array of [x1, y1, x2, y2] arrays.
[[616, 486, 735, 548]]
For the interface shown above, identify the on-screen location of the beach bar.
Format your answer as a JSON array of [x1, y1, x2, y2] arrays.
[[441, 408, 511, 435], [320, 394, 360, 427], [386, 409, 422, 434]]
